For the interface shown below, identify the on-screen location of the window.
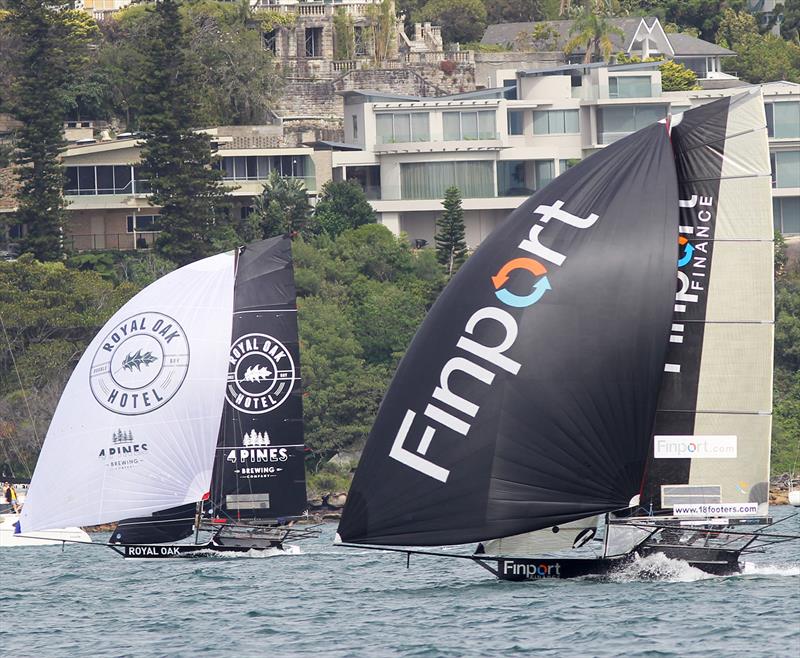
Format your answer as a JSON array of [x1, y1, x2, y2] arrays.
[[674, 57, 707, 78], [598, 105, 667, 144], [354, 26, 367, 56], [773, 196, 800, 235], [533, 110, 579, 135], [766, 102, 800, 139], [559, 158, 580, 174], [507, 110, 525, 136], [126, 215, 160, 232], [608, 76, 652, 98], [345, 165, 381, 199], [305, 27, 322, 57], [352, 114, 358, 141], [400, 161, 493, 199], [263, 30, 277, 53], [497, 160, 555, 197], [442, 110, 496, 140], [770, 151, 800, 189], [64, 165, 136, 195], [240, 206, 254, 220], [503, 79, 517, 100], [375, 112, 429, 143], [217, 155, 312, 181]]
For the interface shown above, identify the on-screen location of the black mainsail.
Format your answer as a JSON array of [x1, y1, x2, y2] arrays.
[[641, 90, 774, 517], [338, 123, 680, 546], [210, 236, 308, 522]]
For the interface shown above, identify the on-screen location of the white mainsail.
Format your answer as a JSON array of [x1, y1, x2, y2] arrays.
[[20, 251, 235, 532]]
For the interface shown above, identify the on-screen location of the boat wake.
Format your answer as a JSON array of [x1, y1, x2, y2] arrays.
[[741, 562, 800, 576], [209, 544, 303, 559], [609, 553, 714, 582]]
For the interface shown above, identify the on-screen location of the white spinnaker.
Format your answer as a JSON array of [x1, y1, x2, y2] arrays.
[[20, 251, 235, 532]]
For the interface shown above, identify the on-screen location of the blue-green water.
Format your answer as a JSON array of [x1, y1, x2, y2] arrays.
[[3, 509, 798, 657]]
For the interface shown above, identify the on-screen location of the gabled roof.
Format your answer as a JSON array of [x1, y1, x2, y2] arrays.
[[482, 17, 735, 58], [666, 32, 735, 57]]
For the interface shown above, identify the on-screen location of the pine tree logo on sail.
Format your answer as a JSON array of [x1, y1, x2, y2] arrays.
[[89, 313, 190, 416], [226, 333, 296, 414]]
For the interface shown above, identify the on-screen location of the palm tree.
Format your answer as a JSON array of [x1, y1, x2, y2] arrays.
[[564, 3, 624, 63]]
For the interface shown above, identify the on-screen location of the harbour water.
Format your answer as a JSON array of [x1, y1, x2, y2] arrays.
[[3, 508, 798, 657]]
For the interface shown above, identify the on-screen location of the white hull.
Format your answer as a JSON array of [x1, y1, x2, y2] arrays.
[[789, 490, 800, 507], [0, 513, 91, 547]]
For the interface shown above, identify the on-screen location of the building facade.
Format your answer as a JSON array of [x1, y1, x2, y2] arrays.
[[329, 63, 799, 246]]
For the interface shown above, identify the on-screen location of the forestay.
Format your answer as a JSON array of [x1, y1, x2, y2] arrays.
[[21, 252, 235, 532], [338, 123, 679, 546]]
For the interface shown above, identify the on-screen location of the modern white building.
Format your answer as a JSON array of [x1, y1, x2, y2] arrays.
[[330, 62, 800, 246]]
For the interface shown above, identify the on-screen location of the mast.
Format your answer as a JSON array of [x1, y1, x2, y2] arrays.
[[338, 122, 680, 546], [642, 90, 774, 518], [209, 236, 307, 523]]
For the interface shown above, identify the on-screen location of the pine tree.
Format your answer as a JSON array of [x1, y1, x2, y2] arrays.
[[7, 0, 91, 260], [137, 0, 228, 266], [435, 186, 467, 278]]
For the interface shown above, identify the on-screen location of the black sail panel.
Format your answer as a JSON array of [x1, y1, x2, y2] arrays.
[[338, 123, 680, 546], [210, 236, 307, 520]]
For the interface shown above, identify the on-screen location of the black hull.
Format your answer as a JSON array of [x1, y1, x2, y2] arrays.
[[480, 555, 633, 581], [110, 540, 284, 559], [637, 544, 742, 575]]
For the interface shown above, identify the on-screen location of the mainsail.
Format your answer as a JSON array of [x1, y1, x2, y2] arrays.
[[338, 122, 680, 546], [20, 252, 235, 532], [642, 90, 774, 516], [209, 236, 307, 521]]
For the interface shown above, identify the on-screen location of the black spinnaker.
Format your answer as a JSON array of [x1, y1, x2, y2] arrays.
[[338, 122, 680, 546]]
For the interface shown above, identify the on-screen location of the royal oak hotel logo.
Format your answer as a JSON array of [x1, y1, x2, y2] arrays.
[[89, 313, 190, 415], [226, 333, 296, 414]]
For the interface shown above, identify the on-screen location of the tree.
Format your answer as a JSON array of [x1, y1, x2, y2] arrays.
[[716, 9, 800, 83], [658, 59, 699, 91], [365, 0, 395, 63], [137, 0, 229, 266], [0, 255, 137, 473], [249, 170, 313, 239], [486, 0, 559, 24], [5, 0, 97, 261], [333, 8, 355, 60], [314, 180, 376, 238], [778, 0, 800, 41], [435, 186, 467, 278], [564, 3, 624, 63], [416, 0, 487, 45]]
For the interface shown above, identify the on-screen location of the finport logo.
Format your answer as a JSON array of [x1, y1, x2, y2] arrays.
[[502, 560, 562, 579], [388, 199, 599, 483], [654, 435, 737, 459]]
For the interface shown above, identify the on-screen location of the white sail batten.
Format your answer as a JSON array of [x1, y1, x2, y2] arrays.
[[20, 252, 235, 532]]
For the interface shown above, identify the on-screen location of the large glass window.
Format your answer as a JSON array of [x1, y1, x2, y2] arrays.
[[507, 110, 525, 135], [766, 102, 800, 139], [533, 110, 579, 134], [497, 160, 555, 197], [598, 105, 667, 144], [400, 161, 493, 199], [773, 196, 800, 235], [771, 151, 800, 188], [64, 165, 137, 195], [217, 155, 313, 181], [126, 215, 161, 232], [608, 76, 652, 98], [442, 110, 496, 140], [375, 112, 430, 144]]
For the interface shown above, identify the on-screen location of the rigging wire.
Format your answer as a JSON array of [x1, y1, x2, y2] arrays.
[[0, 312, 38, 478]]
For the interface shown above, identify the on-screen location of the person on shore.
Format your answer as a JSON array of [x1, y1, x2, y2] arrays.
[[3, 482, 20, 514]]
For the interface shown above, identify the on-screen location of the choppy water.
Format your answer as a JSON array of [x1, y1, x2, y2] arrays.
[[3, 508, 798, 657]]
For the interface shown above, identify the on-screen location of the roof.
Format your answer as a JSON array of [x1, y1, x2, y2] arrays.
[[482, 17, 734, 58], [666, 32, 735, 57], [482, 17, 649, 52], [339, 87, 514, 104]]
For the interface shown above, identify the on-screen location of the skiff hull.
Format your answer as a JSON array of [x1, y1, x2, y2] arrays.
[[0, 513, 91, 547]]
